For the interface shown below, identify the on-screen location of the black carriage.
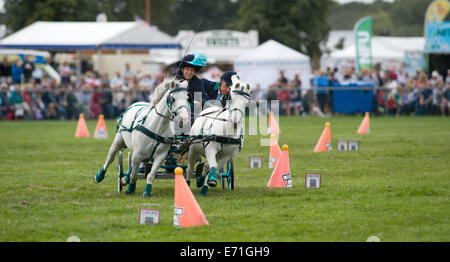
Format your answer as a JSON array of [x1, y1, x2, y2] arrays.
[[117, 135, 235, 193]]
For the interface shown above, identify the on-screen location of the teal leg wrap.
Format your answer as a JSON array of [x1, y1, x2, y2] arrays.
[[143, 184, 152, 197], [122, 165, 132, 184], [196, 176, 205, 188], [94, 167, 106, 183], [199, 185, 208, 196], [126, 182, 136, 195], [207, 167, 217, 187]]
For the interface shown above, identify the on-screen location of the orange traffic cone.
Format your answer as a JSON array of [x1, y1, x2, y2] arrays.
[[173, 167, 209, 228], [93, 114, 108, 139], [75, 113, 90, 138], [267, 145, 292, 188], [314, 122, 331, 152], [357, 112, 370, 134], [269, 134, 281, 168], [268, 111, 280, 134]]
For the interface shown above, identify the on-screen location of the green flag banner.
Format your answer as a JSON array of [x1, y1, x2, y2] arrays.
[[354, 16, 373, 74]]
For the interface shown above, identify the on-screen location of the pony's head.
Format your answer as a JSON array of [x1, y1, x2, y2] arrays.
[[166, 79, 191, 129], [229, 75, 251, 126]]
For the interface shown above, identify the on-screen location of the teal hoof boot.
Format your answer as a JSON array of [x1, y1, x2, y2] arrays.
[[199, 185, 209, 196], [94, 167, 106, 183], [207, 167, 217, 187], [143, 184, 152, 197], [125, 183, 136, 195], [196, 176, 205, 188]]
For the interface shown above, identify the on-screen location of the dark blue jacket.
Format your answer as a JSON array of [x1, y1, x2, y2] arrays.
[[201, 78, 220, 101], [172, 69, 209, 104]]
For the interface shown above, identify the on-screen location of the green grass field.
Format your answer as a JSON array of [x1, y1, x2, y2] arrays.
[[0, 116, 449, 242]]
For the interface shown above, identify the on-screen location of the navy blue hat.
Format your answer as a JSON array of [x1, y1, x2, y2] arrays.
[[176, 52, 207, 72], [221, 71, 238, 86]]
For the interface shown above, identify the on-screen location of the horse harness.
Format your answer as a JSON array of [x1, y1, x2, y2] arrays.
[[116, 88, 243, 152]]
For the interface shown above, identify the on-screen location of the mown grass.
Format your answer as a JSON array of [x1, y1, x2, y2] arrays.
[[0, 116, 449, 242]]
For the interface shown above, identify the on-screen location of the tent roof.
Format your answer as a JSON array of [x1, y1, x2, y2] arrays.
[[235, 39, 310, 62], [0, 21, 181, 50], [330, 36, 425, 60]]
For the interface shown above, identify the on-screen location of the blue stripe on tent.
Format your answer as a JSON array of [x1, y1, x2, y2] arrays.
[[0, 43, 182, 50], [0, 44, 98, 50], [101, 43, 182, 49]]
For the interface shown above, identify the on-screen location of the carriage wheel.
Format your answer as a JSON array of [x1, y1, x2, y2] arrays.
[[117, 151, 123, 193]]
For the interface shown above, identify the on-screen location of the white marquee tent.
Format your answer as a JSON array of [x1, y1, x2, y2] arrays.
[[234, 39, 312, 91], [0, 21, 181, 50], [0, 21, 182, 74], [322, 36, 425, 69]]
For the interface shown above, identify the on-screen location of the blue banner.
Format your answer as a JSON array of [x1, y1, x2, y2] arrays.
[[425, 22, 450, 53]]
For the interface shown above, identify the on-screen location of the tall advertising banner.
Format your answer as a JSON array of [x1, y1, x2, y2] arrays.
[[354, 16, 373, 74], [424, 0, 450, 53]]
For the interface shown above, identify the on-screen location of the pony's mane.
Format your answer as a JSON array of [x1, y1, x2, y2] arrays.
[[148, 78, 171, 106]]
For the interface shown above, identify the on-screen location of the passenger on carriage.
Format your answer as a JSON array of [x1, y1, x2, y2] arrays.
[[202, 71, 238, 108]]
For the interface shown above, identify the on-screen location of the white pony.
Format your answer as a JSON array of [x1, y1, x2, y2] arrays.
[[94, 78, 190, 197], [186, 75, 251, 195]]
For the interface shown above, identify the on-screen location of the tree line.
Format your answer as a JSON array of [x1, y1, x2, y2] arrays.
[[0, 0, 438, 70]]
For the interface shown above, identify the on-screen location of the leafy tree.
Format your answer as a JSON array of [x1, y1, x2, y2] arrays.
[[2, 0, 177, 34], [236, 0, 332, 70], [328, 0, 436, 36]]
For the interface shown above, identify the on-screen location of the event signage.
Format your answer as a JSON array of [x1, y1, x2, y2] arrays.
[[425, 22, 450, 53], [354, 16, 373, 74], [424, 0, 450, 53], [178, 30, 258, 49], [305, 171, 321, 189]]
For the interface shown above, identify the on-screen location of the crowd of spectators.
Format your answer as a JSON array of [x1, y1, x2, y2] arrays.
[[253, 67, 450, 117], [1, 58, 449, 121], [0, 60, 165, 121]]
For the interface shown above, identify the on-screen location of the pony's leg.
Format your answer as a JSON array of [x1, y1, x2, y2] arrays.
[[142, 144, 170, 197], [94, 133, 125, 183], [197, 161, 209, 189], [186, 145, 200, 187], [198, 143, 219, 195], [143, 144, 170, 197], [125, 149, 144, 195]]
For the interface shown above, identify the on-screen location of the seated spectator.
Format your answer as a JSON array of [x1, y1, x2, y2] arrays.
[[277, 85, 291, 116], [441, 83, 450, 116], [58, 61, 73, 86], [11, 59, 23, 85], [0, 83, 13, 119], [432, 78, 445, 115], [63, 84, 80, 120], [138, 73, 154, 91], [9, 85, 30, 120], [122, 63, 135, 87], [0, 57, 12, 84], [289, 74, 302, 116], [89, 85, 102, 119], [110, 72, 125, 117], [33, 92, 46, 120], [45, 102, 59, 120], [387, 92, 396, 116], [22, 56, 34, 84]]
